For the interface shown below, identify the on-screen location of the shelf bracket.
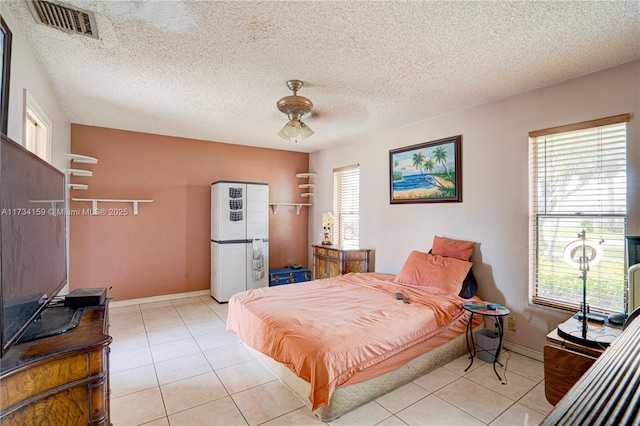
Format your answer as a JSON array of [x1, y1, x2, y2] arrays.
[[268, 203, 311, 215], [29, 199, 65, 215]]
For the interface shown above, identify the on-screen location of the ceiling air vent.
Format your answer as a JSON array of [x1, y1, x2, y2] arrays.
[[26, 0, 98, 39]]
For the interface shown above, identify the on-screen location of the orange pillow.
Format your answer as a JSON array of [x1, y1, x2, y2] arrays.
[[394, 251, 472, 294], [432, 236, 475, 261]]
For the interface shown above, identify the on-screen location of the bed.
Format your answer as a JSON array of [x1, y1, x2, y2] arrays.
[[226, 236, 484, 421]]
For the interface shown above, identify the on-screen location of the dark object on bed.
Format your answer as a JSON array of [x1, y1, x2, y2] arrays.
[[395, 292, 410, 304], [459, 269, 478, 299], [543, 307, 640, 425]]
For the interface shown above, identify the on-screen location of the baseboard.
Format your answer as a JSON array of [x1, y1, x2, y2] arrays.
[[503, 341, 543, 362], [110, 289, 210, 308]]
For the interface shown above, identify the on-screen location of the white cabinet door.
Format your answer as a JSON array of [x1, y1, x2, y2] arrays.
[[212, 182, 246, 241], [210, 242, 220, 299], [211, 242, 247, 302], [246, 184, 269, 240]]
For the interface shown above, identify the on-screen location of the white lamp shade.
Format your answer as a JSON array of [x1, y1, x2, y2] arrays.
[[278, 121, 298, 140], [299, 121, 314, 139]]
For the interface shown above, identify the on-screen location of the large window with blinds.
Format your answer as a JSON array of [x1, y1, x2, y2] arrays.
[[529, 115, 629, 313], [333, 164, 360, 248]]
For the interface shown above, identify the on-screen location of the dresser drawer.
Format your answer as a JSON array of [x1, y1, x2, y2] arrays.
[[314, 246, 341, 257], [314, 247, 328, 256], [326, 249, 339, 257], [344, 250, 367, 260]]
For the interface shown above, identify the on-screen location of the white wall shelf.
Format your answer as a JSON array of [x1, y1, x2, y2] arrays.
[[68, 168, 93, 177], [68, 184, 89, 190], [296, 172, 315, 203], [66, 153, 98, 164], [269, 203, 312, 215], [270, 172, 315, 214], [67, 154, 152, 215], [72, 198, 153, 215]]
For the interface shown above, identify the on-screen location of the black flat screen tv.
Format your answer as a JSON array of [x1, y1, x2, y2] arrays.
[[0, 133, 67, 357]]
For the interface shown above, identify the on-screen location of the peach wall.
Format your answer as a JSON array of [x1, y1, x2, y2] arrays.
[[69, 125, 309, 301]]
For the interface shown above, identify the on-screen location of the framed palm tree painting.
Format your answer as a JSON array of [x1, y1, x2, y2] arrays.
[[389, 135, 462, 204]]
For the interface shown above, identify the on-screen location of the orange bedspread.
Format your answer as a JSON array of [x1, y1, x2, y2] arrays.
[[226, 272, 476, 410]]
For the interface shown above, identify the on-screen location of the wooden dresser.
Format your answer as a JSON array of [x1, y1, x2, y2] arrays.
[[312, 244, 371, 279], [0, 303, 112, 425], [543, 316, 621, 405]]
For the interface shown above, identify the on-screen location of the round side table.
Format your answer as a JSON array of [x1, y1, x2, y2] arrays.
[[463, 302, 510, 381]]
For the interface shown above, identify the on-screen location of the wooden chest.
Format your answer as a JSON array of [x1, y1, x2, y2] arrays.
[[269, 267, 312, 286]]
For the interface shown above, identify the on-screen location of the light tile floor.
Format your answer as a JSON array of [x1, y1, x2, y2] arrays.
[[109, 296, 553, 425]]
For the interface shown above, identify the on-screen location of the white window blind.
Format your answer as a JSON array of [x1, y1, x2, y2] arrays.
[[529, 116, 628, 313], [333, 164, 359, 248]]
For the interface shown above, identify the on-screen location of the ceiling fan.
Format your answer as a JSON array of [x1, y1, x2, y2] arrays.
[[277, 80, 314, 143]]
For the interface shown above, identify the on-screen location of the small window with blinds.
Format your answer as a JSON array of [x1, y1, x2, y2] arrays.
[[333, 164, 360, 248], [529, 115, 629, 313], [24, 90, 52, 162]]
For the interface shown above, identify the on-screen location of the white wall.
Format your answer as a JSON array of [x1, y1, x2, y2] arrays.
[[1, 5, 70, 171], [310, 60, 640, 353]]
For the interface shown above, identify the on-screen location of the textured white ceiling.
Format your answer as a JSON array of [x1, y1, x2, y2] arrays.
[[5, 1, 640, 153]]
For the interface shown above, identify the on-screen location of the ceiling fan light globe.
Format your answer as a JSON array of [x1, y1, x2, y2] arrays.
[[277, 127, 290, 141], [278, 120, 301, 140], [299, 121, 314, 139], [284, 121, 301, 138]]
